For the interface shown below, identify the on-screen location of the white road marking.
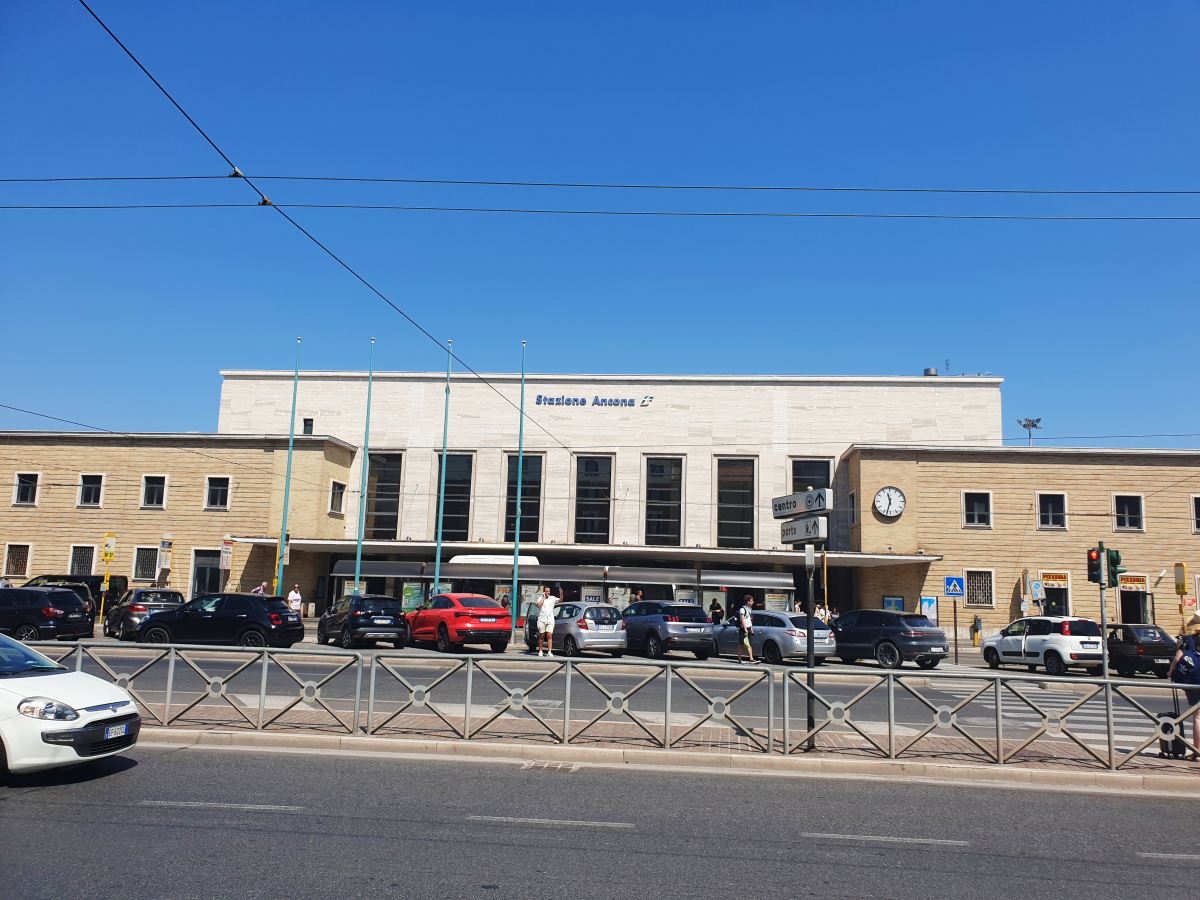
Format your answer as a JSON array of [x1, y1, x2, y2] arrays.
[[139, 800, 304, 812], [802, 831, 969, 846], [469, 815, 633, 829], [1138, 852, 1200, 861]]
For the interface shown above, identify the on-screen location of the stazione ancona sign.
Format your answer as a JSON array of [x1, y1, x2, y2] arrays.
[[536, 394, 654, 409]]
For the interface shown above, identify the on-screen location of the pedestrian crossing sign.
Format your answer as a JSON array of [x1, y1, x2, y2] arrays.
[[944, 576, 964, 597]]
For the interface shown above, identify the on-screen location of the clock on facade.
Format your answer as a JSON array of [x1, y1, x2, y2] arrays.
[[874, 486, 906, 517]]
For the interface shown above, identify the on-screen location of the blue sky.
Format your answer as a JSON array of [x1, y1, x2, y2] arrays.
[[2, 2, 1198, 446]]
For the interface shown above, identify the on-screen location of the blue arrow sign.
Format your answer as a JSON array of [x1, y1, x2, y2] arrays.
[[944, 576, 964, 597]]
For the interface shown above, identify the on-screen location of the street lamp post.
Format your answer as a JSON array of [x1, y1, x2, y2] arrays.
[[352, 338, 375, 598], [432, 341, 452, 600], [274, 337, 301, 595], [510, 341, 527, 644]]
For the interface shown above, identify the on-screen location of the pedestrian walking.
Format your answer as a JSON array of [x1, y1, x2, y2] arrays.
[[535, 586, 557, 657], [1168, 613, 1200, 761], [708, 597, 724, 626], [737, 595, 755, 664], [287, 584, 303, 615], [251, 581, 268, 594]]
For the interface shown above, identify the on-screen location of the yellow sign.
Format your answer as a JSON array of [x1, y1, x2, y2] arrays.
[[1117, 574, 1148, 591], [102, 532, 116, 563], [1040, 572, 1069, 589], [1176, 563, 1188, 596]]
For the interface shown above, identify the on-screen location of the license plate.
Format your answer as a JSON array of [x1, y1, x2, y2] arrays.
[[685, 627, 702, 633], [1155, 657, 1170, 663], [373, 618, 392, 624], [286, 614, 299, 622], [598, 624, 615, 631], [931, 646, 945, 653], [67, 613, 81, 620], [480, 617, 497, 623], [104, 723, 128, 739], [1082, 642, 1099, 649]]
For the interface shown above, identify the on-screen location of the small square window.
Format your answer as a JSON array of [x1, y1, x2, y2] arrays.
[[303, 418, 314, 435], [70, 545, 94, 576], [133, 547, 159, 581], [848, 490, 857, 527], [142, 476, 166, 508], [14, 473, 38, 505], [963, 492, 991, 527], [79, 474, 103, 507], [965, 570, 994, 607], [5, 543, 30, 577], [330, 481, 346, 514], [1114, 495, 1143, 531], [206, 477, 230, 509], [1038, 493, 1066, 529]]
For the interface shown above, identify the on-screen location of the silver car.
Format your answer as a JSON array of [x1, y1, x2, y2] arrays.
[[103, 588, 186, 640], [525, 602, 627, 657], [712, 611, 837, 665]]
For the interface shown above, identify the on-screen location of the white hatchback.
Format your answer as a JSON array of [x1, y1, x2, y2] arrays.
[[981, 616, 1105, 677], [0, 634, 140, 775]]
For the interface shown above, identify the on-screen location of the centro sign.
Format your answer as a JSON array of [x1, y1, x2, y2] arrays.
[[772, 489, 831, 520]]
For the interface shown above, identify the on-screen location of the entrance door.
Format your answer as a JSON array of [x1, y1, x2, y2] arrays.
[[1043, 588, 1069, 617], [1120, 591, 1148, 624], [192, 551, 222, 598]]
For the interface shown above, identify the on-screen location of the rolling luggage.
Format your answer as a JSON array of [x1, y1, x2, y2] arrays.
[[1159, 690, 1187, 760]]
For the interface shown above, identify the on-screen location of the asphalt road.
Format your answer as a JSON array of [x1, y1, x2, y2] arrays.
[[2, 746, 1197, 900]]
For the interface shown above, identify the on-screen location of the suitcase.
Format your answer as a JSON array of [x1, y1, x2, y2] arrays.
[[1159, 691, 1187, 760]]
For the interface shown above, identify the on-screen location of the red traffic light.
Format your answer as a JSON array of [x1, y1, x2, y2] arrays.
[[1088, 549, 1099, 561], [1087, 547, 1102, 583]]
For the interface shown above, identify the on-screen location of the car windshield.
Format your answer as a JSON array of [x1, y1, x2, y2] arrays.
[[0, 634, 65, 676], [584, 606, 619, 622], [459, 597, 502, 608], [358, 598, 401, 613], [1130, 625, 1173, 642], [141, 591, 183, 603], [900, 615, 937, 628], [788, 616, 831, 631], [1062, 620, 1102, 636]]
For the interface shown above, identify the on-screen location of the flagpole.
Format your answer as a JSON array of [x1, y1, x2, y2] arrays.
[[352, 338, 375, 597], [432, 340, 451, 600], [274, 337, 300, 595], [510, 340, 526, 644]]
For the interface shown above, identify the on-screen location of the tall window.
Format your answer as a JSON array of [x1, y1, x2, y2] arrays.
[[575, 457, 612, 544], [330, 481, 346, 514], [206, 477, 230, 510], [1038, 493, 1066, 529], [717, 459, 755, 549], [14, 473, 38, 505], [1114, 495, 1143, 531], [70, 545, 94, 576], [366, 453, 404, 540], [792, 459, 831, 492], [645, 457, 683, 546], [435, 454, 473, 542], [963, 492, 991, 527], [1194, 496, 1200, 533], [133, 547, 159, 581], [303, 418, 314, 435], [5, 544, 30, 577], [79, 474, 103, 507], [505, 456, 543, 542], [142, 476, 166, 508]]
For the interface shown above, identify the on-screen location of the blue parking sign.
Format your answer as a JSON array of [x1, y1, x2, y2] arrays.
[[944, 576, 964, 597]]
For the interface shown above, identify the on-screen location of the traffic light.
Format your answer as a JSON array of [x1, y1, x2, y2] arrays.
[[1106, 548, 1127, 588], [1087, 548, 1101, 583]]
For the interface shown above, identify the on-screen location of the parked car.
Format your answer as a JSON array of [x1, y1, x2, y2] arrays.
[[0, 587, 94, 643], [1105, 623, 1178, 679], [407, 593, 512, 653], [24, 574, 129, 611], [0, 633, 140, 775], [981, 616, 1104, 676], [712, 611, 837, 665], [621, 601, 713, 660], [831, 609, 948, 669], [317, 594, 409, 649], [35, 582, 95, 618], [136, 594, 304, 648], [103, 588, 185, 641], [523, 602, 627, 657]]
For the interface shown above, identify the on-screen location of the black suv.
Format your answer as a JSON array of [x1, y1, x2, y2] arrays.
[[1106, 623, 1178, 679], [136, 593, 304, 648], [0, 587, 93, 642], [25, 573, 129, 611], [318, 594, 408, 649], [831, 609, 949, 669]]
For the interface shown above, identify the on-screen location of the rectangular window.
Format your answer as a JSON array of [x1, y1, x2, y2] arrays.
[[1193, 496, 1200, 534], [4, 544, 30, 577], [848, 490, 857, 527], [575, 457, 612, 544], [792, 459, 832, 492], [645, 457, 683, 546], [133, 547, 159, 581], [330, 480, 346, 514], [303, 418, 314, 435], [142, 476, 166, 508], [78, 474, 103, 507], [14, 473, 38, 505], [366, 453, 404, 540], [1038, 493, 1066, 529], [505, 455, 543, 543], [206, 477, 230, 510], [435, 454, 473, 542], [965, 570, 995, 608], [1114, 495, 1143, 531], [716, 458, 755, 549], [963, 492, 991, 527], [70, 545, 95, 576]]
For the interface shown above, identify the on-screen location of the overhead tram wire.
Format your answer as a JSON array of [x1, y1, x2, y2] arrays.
[[74, 1, 578, 464]]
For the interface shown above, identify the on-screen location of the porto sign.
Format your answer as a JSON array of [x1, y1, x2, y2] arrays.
[[772, 489, 832, 520], [781, 515, 828, 543]]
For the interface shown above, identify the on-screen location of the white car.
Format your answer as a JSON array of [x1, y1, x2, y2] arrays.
[[0, 634, 140, 775], [981, 616, 1105, 677]]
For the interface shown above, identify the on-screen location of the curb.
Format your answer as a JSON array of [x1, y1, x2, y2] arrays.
[[135, 727, 1200, 796]]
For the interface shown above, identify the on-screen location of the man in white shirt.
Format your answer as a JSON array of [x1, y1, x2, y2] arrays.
[[536, 587, 557, 657], [737, 596, 756, 664], [288, 584, 303, 615]]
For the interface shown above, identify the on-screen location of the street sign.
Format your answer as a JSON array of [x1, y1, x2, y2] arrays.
[[101, 533, 116, 563], [1176, 563, 1189, 596], [220, 539, 234, 571], [782, 516, 827, 543], [772, 489, 832, 520], [1031, 580, 1045, 601], [944, 576, 964, 597], [157, 538, 173, 572]]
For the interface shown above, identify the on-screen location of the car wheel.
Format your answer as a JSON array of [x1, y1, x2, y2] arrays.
[[119, 622, 133, 642], [1115, 660, 1136, 679], [340, 628, 356, 650], [0, 735, 8, 780], [761, 641, 783, 666], [103, 619, 114, 638], [394, 629, 409, 650], [813, 656, 825, 666], [645, 633, 663, 660], [840, 656, 859, 665], [1085, 666, 1103, 678], [1043, 651, 1066, 677], [983, 648, 1000, 669], [610, 651, 625, 658], [1027, 664, 1038, 673], [874, 642, 902, 670], [436, 624, 453, 653], [693, 649, 711, 661], [14, 624, 40, 643], [239, 629, 267, 648], [490, 641, 508, 654], [916, 657, 940, 670], [143, 625, 171, 645], [316, 623, 328, 645], [563, 636, 580, 658]]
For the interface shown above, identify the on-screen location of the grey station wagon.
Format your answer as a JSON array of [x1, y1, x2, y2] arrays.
[[524, 602, 627, 657]]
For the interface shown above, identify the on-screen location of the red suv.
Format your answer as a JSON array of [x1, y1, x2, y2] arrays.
[[408, 593, 512, 653]]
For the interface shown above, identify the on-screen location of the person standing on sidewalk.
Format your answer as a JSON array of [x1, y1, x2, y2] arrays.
[[536, 586, 557, 657], [1168, 613, 1200, 761], [287, 584, 303, 615], [708, 597, 724, 626], [251, 581, 268, 594], [737, 595, 755, 664]]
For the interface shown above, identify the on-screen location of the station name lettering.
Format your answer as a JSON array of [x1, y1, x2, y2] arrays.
[[536, 395, 637, 408]]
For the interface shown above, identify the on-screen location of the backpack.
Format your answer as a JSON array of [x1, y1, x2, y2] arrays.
[[1171, 636, 1200, 686]]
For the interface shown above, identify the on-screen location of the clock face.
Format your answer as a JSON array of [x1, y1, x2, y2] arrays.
[[874, 487, 906, 517]]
